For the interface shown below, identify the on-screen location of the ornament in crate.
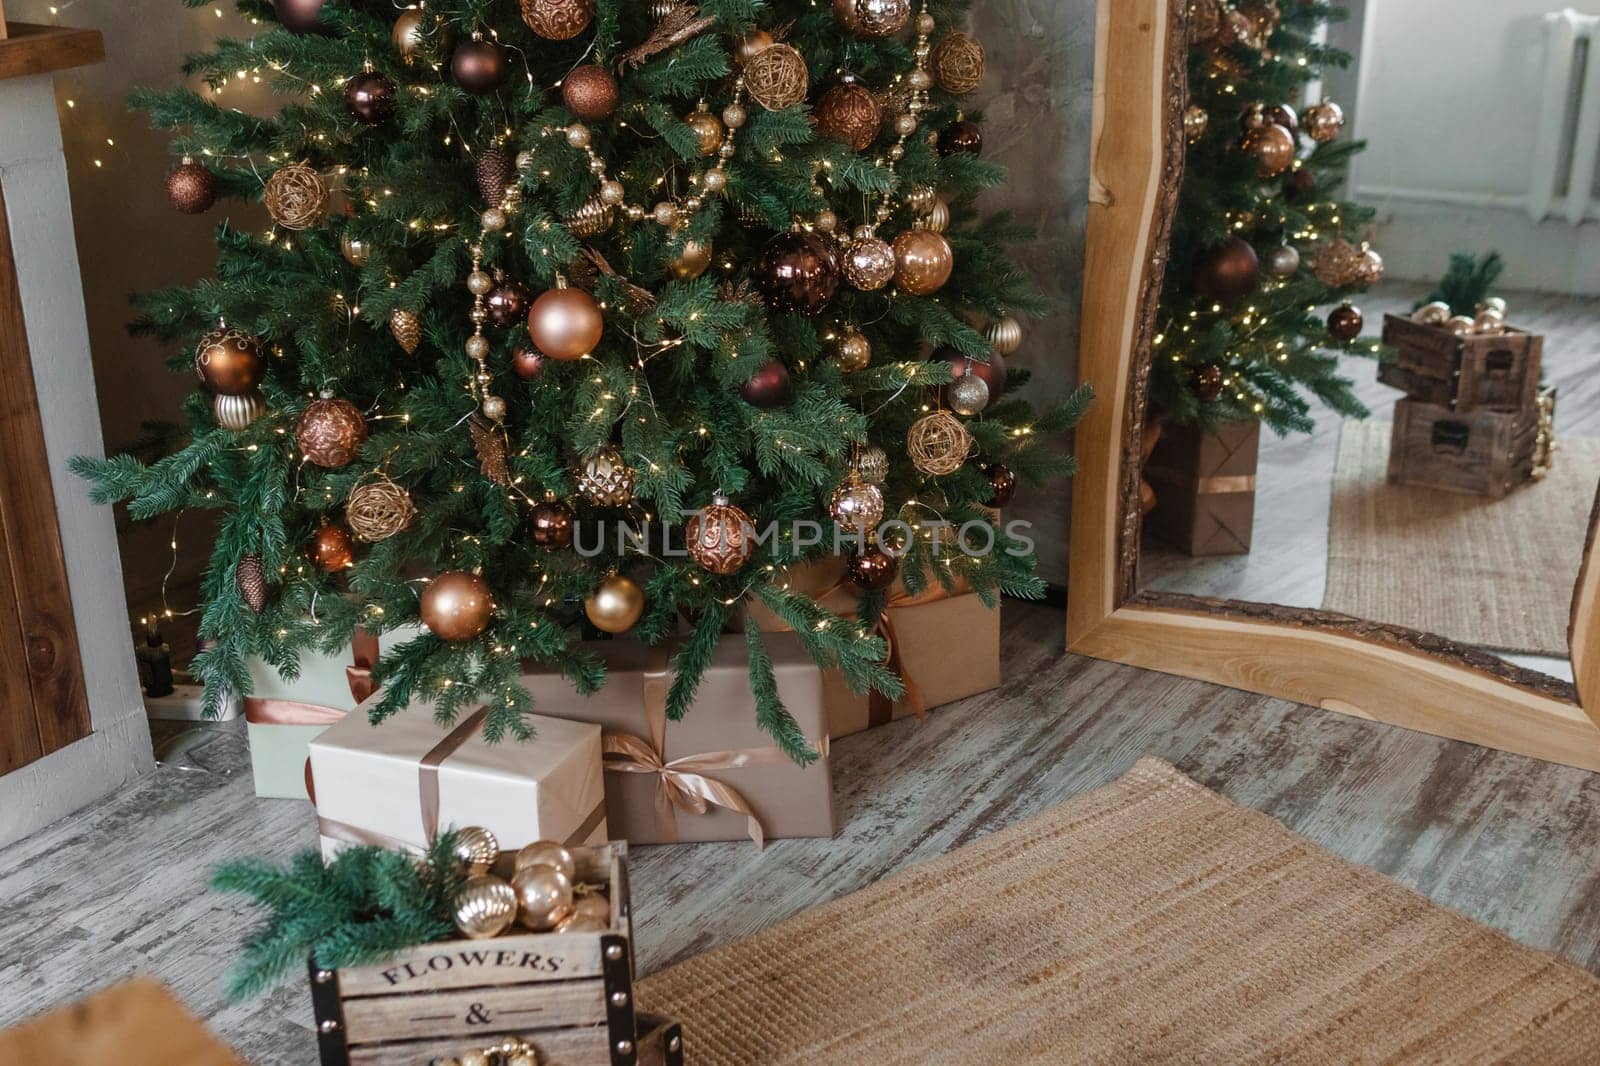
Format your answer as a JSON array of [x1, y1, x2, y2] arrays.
[[1378, 303, 1542, 413], [1387, 388, 1557, 499]]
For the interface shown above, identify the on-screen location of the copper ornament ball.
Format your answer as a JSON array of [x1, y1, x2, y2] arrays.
[[1327, 303, 1364, 342], [847, 545, 899, 591], [1192, 236, 1260, 307], [740, 359, 792, 408], [985, 464, 1018, 508], [937, 119, 983, 157], [511, 346, 546, 381], [528, 286, 605, 361], [1241, 122, 1295, 178], [486, 279, 531, 330], [273, 0, 328, 35], [842, 234, 897, 291], [296, 395, 369, 468], [529, 497, 576, 549], [452, 39, 509, 95], [833, 328, 873, 373], [815, 81, 882, 152], [852, 0, 911, 37], [1265, 103, 1298, 135], [311, 522, 356, 573], [167, 159, 216, 214], [1303, 100, 1345, 143], [585, 573, 645, 635], [893, 229, 955, 296], [734, 29, 775, 66], [830, 478, 885, 535], [421, 570, 495, 643], [345, 70, 396, 126], [195, 327, 266, 396], [750, 231, 840, 316], [521, 0, 593, 41], [686, 494, 757, 575], [562, 64, 619, 122]]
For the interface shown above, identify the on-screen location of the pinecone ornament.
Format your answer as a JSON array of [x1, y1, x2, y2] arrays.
[[236, 553, 268, 613], [476, 145, 514, 207], [390, 309, 422, 354]]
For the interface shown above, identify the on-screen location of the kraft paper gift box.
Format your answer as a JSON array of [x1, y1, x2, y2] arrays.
[[242, 625, 422, 800], [522, 632, 835, 846], [308, 698, 608, 862]]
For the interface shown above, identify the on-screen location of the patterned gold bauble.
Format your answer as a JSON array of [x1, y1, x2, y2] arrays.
[[833, 326, 872, 373], [195, 326, 266, 396], [577, 445, 636, 507], [215, 390, 268, 432], [563, 195, 614, 240], [1184, 104, 1209, 143], [852, 0, 910, 37], [829, 476, 884, 535], [684, 105, 725, 157], [815, 78, 881, 152], [520, 0, 592, 40], [297, 394, 368, 468], [1302, 99, 1345, 143], [390, 309, 422, 355], [585, 572, 645, 634], [514, 840, 576, 881], [453, 875, 518, 940], [893, 229, 954, 295], [686, 493, 756, 575], [931, 32, 986, 95], [571, 892, 611, 923], [264, 162, 328, 231], [421, 570, 495, 642], [841, 232, 897, 291], [986, 315, 1023, 355], [1241, 122, 1295, 178], [346, 478, 417, 543], [854, 444, 890, 485], [744, 43, 809, 111], [512, 863, 575, 931], [907, 411, 973, 476], [452, 826, 502, 874], [668, 238, 714, 280], [926, 198, 950, 234]]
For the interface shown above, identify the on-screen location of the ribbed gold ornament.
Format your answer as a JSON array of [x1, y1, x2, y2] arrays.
[[985, 314, 1023, 355], [453, 874, 518, 940], [564, 195, 614, 240], [214, 390, 268, 432]]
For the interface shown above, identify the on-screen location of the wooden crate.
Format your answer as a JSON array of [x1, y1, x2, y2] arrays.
[[1387, 389, 1557, 498], [309, 843, 671, 1065], [1379, 313, 1543, 412], [1143, 419, 1260, 556]]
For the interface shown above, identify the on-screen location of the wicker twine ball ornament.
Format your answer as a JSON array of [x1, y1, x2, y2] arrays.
[[297, 393, 368, 469], [453, 875, 519, 940], [389, 309, 422, 354], [686, 493, 756, 575], [854, 444, 890, 485], [830, 476, 885, 535], [1302, 99, 1345, 143], [311, 521, 356, 572], [577, 445, 636, 507], [236, 553, 269, 613], [842, 230, 897, 291], [1309, 238, 1364, 288], [744, 43, 809, 111], [346, 479, 417, 543], [907, 411, 973, 476], [932, 32, 986, 95], [585, 572, 645, 634], [815, 76, 882, 152], [563, 64, 620, 122], [893, 228, 954, 295], [195, 326, 266, 396], [421, 570, 495, 642], [167, 158, 216, 214], [986, 315, 1023, 356], [264, 162, 328, 231], [521, 0, 593, 40], [214, 391, 268, 432]]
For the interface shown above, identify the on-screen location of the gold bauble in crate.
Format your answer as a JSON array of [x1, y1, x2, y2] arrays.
[[931, 31, 986, 95], [264, 162, 328, 231], [744, 43, 809, 111], [451, 826, 502, 874], [686, 493, 757, 575], [514, 840, 576, 881], [453, 875, 518, 940], [1414, 301, 1452, 326], [584, 572, 645, 634], [907, 411, 973, 476], [577, 445, 637, 507]]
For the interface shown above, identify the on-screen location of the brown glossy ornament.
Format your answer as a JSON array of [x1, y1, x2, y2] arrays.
[[847, 544, 899, 590], [1241, 122, 1295, 178], [511, 346, 545, 381], [390, 309, 422, 354], [744, 43, 809, 111], [392, 9, 446, 61], [237, 553, 269, 613], [530, 496, 575, 549], [669, 239, 714, 281], [933, 347, 1005, 406], [893, 229, 954, 295], [686, 493, 756, 575], [296, 395, 368, 468], [521, 0, 593, 41], [734, 29, 774, 66], [562, 64, 619, 122], [452, 38, 509, 94], [585, 573, 645, 634], [1193, 236, 1259, 306], [195, 327, 266, 396], [931, 31, 986, 95], [815, 78, 881, 152], [311, 522, 356, 572], [528, 284, 604, 360], [751, 231, 839, 315], [842, 233, 897, 291], [167, 158, 216, 214], [740, 359, 792, 408], [486, 279, 531, 329], [684, 106, 725, 157], [1327, 302, 1364, 341], [1190, 363, 1225, 402], [851, 0, 910, 37], [273, 0, 327, 35], [421, 570, 494, 642], [453, 875, 518, 940], [345, 70, 395, 126], [937, 119, 983, 157], [1265, 102, 1297, 134], [984, 464, 1018, 508]]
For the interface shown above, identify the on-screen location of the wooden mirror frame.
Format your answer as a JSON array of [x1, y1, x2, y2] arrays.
[[1067, 0, 1600, 772]]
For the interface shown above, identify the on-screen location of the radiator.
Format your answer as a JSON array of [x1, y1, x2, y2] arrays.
[[1530, 9, 1600, 225]]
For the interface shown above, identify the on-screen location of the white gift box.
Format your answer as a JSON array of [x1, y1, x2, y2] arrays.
[[243, 626, 421, 800], [308, 696, 608, 862]]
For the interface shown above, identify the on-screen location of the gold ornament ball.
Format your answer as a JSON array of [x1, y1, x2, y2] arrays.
[[528, 285, 605, 361], [564, 196, 614, 240], [556, 912, 610, 934], [842, 234, 897, 291], [815, 79, 882, 152], [346, 479, 417, 543], [1265, 244, 1301, 278], [1356, 247, 1385, 286], [585, 573, 645, 634], [686, 493, 756, 575], [452, 826, 501, 874], [577, 445, 637, 507], [734, 29, 775, 66], [684, 107, 725, 157], [1303, 99, 1345, 142], [906, 183, 938, 216], [264, 162, 328, 231], [1480, 296, 1508, 316], [214, 391, 267, 432], [744, 43, 809, 111], [926, 197, 951, 234], [453, 875, 519, 940], [1445, 315, 1476, 336], [571, 892, 610, 923], [195, 327, 266, 396], [421, 570, 495, 643], [1184, 105, 1209, 142], [512, 863, 575, 931], [1474, 307, 1507, 335], [931, 32, 986, 95], [669, 239, 715, 281], [1241, 122, 1296, 178], [852, 0, 911, 37], [297, 395, 368, 468], [907, 411, 973, 476], [1415, 301, 1452, 326], [392, 9, 426, 59], [893, 229, 954, 295], [829, 477, 885, 535], [834, 327, 873, 373], [514, 840, 576, 881], [986, 315, 1023, 355], [520, 0, 593, 40], [340, 232, 371, 267]]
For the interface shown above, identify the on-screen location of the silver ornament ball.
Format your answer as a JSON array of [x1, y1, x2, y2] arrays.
[[1265, 245, 1301, 278], [948, 370, 991, 416]]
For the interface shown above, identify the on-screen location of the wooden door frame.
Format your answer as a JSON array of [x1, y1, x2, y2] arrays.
[[1067, 0, 1600, 773]]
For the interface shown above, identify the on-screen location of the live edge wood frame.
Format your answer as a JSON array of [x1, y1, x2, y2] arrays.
[[1069, 0, 1600, 772]]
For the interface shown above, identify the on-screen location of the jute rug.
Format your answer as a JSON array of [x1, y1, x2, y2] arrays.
[[639, 758, 1600, 1064], [1323, 420, 1599, 656]]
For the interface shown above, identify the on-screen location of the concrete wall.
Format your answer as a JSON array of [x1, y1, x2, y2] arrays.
[[0, 73, 151, 848]]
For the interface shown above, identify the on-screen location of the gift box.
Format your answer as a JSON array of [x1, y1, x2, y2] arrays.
[[308, 699, 607, 861], [746, 557, 1002, 737], [1144, 418, 1260, 556], [523, 633, 834, 846], [242, 626, 421, 800]]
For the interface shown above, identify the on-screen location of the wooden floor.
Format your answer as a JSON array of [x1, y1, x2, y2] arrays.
[[3, 602, 1600, 1063], [1143, 282, 1600, 682]]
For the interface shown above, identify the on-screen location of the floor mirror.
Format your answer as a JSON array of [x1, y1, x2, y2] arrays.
[[1070, 0, 1600, 771]]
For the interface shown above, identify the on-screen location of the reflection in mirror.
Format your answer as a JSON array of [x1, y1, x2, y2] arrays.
[[1136, 0, 1600, 688]]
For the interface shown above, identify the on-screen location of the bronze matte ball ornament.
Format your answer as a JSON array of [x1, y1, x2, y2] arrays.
[[296, 394, 368, 468], [751, 232, 840, 316], [452, 38, 509, 94], [273, 0, 327, 35], [1193, 236, 1260, 307], [421, 570, 495, 642], [167, 158, 216, 214], [195, 327, 266, 396], [344, 70, 396, 126], [528, 283, 605, 360], [562, 64, 620, 122]]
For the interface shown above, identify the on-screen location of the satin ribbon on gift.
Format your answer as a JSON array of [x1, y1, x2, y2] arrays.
[[598, 649, 828, 848]]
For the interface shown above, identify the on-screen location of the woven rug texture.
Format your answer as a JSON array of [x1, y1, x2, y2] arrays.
[[639, 757, 1600, 1065], [1323, 420, 1599, 656]]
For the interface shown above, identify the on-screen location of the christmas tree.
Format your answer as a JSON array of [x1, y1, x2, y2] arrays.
[[1151, 0, 1384, 435], [73, 0, 1088, 755]]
